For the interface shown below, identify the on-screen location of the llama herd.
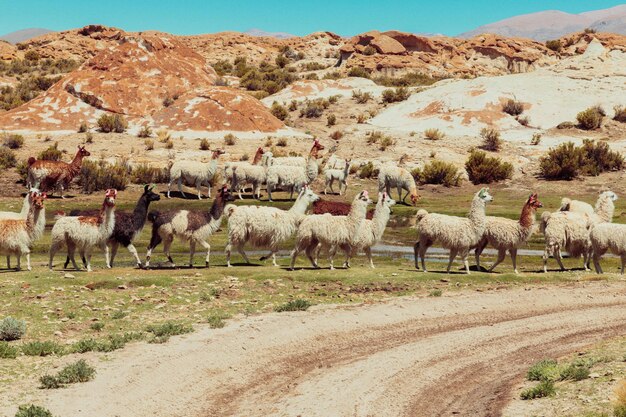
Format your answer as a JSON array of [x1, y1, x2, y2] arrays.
[[1, 141, 625, 275]]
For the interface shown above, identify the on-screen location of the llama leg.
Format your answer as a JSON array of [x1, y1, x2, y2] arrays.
[[271, 252, 278, 267], [267, 184, 273, 202], [109, 241, 119, 268], [583, 250, 591, 271], [398, 186, 405, 203], [25, 250, 32, 271], [328, 245, 337, 270], [365, 247, 374, 268], [178, 177, 186, 198], [510, 249, 518, 274], [207, 182, 211, 199], [196, 179, 202, 200], [305, 244, 317, 268], [126, 244, 142, 268], [6, 256, 10, 270], [419, 238, 431, 272], [474, 238, 488, 270], [592, 250, 603, 274], [163, 237, 175, 266], [341, 245, 352, 268], [101, 242, 111, 269], [225, 239, 233, 267], [324, 179, 328, 195], [189, 240, 196, 267], [167, 177, 173, 198], [446, 249, 458, 273], [413, 241, 420, 270], [198, 240, 211, 267], [237, 244, 250, 264], [145, 232, 162, 268], [49, 239, 63, 271], [542, 244, 551, 273], [554, 247, 565, 271], [66, 242, 76, 269], [621, 254, 626, 275], [16, 254, 21, 271], [460, 250, 471, 274], [488, 249, 506, 273]]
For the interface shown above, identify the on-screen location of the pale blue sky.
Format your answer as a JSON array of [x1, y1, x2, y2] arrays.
[[0, 0, 624, 36]]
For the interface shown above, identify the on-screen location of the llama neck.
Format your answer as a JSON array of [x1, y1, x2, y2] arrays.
[[347, 200, 367, 235], [371, 203, 391, 240], [518, 203, 536, 230], [343, 164, 350, 176], [289, 194, 312, 215], [26, 205, 45, 240], [306, 158, 318, 183], [131, 194, 152, 229], [595, 197, 615, 223], [19, 193, 31, 217], [209, 194, 226, 221], [98, 204, 115, 232], [252, 151, 263, 165], [309, 145, 320, 159], [468, 197, 487, 230]]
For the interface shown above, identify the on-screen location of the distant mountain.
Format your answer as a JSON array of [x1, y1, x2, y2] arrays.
[[459, 4, 626, 40], [0, 28, 53, 44], [244, 28, 295, 39]]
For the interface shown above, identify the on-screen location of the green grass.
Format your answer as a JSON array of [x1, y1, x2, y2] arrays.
[[520, 380, 555, 400], [0, 342, 19, 359], [429, 289, 443, 297], [275, 299, 312, 312], [14, 404, 55, 417], [146, 322, 193, 343], [20, 341, 64, 357], [207, 315, 228, 329], [39, 359, 96, 389]]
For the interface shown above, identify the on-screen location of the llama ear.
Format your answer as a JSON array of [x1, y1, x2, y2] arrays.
[[144, 184, 149, 192]]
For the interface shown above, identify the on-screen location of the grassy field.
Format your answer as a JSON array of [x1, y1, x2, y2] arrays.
[[1, 181, 625, 396]]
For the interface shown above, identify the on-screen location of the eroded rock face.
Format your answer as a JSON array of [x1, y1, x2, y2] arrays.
[[0, 41, 18, 60], [0, 33, 282, 132]]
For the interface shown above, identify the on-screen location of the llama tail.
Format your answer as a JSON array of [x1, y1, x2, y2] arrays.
[[559, 198, 571, 211], [415, 209, 429, 223]]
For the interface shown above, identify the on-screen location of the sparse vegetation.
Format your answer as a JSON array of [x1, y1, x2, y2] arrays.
[[300, 101, 324, 118], [97, 114, 127, 133], [502, 99, 524, 116], [517, 116, 530, 126], [90, 322, 104, 332], [275, 299, 312, 312], [21, 341, 64, 357], [613, 105, 626, 123], [424, 128, 445, 141], [429, 289, 443, 297], [84, 132, 94, 144], [207, 315, 227, 329], [381, 87, 411, 104], [40, 359, 96, 389], [480, 128, 502, 151], [270, 102, 289, 121], [77, 160, 130, 193], [131, 163, 168, 184], [373, 72, 441, 87], [14, 404, 55, 417], [615, 380, 626, 417], [520, 380, 555, 400], [0, 74, 62, 111], [164, 139, 174, 149], [540, 140, 624, 180], [0, 341, 19, 359], [0, 317, 26, 341], [379, 136, 396, 151], [144, 139, 154, 151], [38, 142, 62, 161], [577, 106, 605, 130], [352, 90, 372, 104], [546, 39, 562, 52], [224, 133, 237, 146], [146, 321, 193, 343], [276, 137, 288, 147], [412, 160, 462, 187], [357, 114, 368, 124], [330, 130, 343, 141], [78, 122, 88, 133], [358, 161, 379, 179], [362, 45, 376, 56], [327, 113, 336, 126], [465, 150, 513, 185], [138, 125, 152, 138], [0, 147, 17, 169], [199, 138, 210, 150], [1, 133, 24, 149], [557, 121, 576, 129], [347, 67, 370, 78], [531, 133, 542, 145]]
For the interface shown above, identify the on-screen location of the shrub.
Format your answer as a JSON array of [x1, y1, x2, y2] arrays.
[[276, 137, 288, 147], [362, 45, 376, 55], [615, 380, 626, 417], [352, 90, 372, 104], [502, 99, 523, 116], [527, 359, 560, 381], [546, 40, 562, 52], [2, 133, 24, 149], [373, 72, 441, 87], [429, 289, 442, 297], [577, 106, 604, 130], [413, 160, 462, 187], [78, 122, 88, 133], [224, 133, 237, 146], [531, 133, 542, 145], [90, 322, 104, 331], [465, 150, 513, 184], [330, 130, 343, 141], [557, 121, 576, 129], [379, 136, 396, 151], [0, 341, 19, 359], [275, 54, 290, 68], [37, 142, 62, 161], [0, 317, 26, 341], [424, 128, 444, 141], [24, 50, 40, 61], [212, 60, 233, 76], [347, 67, 370, 78], [302, 62, 327, 71], [614, 105, 626, 123], [270, 102, 289, 121], [77, 160, 129, 193], [144, 139, 154, 151], [584, 27, 597, 34], [137, 125, 152, 138], [162, 95, 174, 107], [520, 381, 555, 400], [21, 341, 64, 357], [366, 130, 384, 144], [517, 116, 530, 126], [0, 147, 17, 169], [356, 114, 368, 124], [559, 364, 590, 381], [164, 139, 173, 149], [359, 161, 379, 179], [16, 159, 29, 182], [207, 315, 227, 329], [146, 321, 193, 342], [480, 128, 502, 151], [327, 113, 336, 126], [70, 338, 99, 353], [85, 132, 93, 144], [288, 100, 298, 111], [56, 359, 96, 384], [382, 87, 411, 104], [97, 114, 127, 133], [14, 405, 54, 417], [199, 138, 210, 150], [275, 299, 311, 312], [323, 71, 342, 80], [540, 140, 624, 180], [131, 163, 167, 184], [214, 77, 229, 86], [300, 101, 324, 118], [157, 129, 171, 143], [328, 95, 340, 105]]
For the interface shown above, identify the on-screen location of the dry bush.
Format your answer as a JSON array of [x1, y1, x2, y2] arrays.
[[379, 136, 396, 151], [199, 138, 210, 150], [503, 99, 524, 116], [299, 101, 324, 118], [613, 105, 626, 123], [373, 72, 441, 87], [164, 139, 174, 149], [276, 137, 288, 147], [557, 121, 576, 129], [381, 87, 411, 104], [576, 106, 604, 130], [358, 161, 379, 179], [2, 133, 24, 149], [517, 116, 530, 126], [97, 114, 127, 133], [412, 160, 462, 187], [38, 142, 62, 161], [157, 130, 170, 143], [347, 67, 370, 78], [330, 130, 343, 141], [327, 113, 336, 126], [480, 127, 502, 151], [615, 380, 626, 417], [78, 122, 88, 133], [137, 125, 152, 138], [352, 90, 372, 104], [531, 133, 542, 145], [362, 45, 376, 56], [224, 133, 237, 146], [131, 163, 168, 184], [546, 40, 562, 52], [356, 114, 368, 124], [270, 102, 289, 121], [465, 150, 513, 184], [144, 139, 154, 151], [424, 128, 444, 141], [288, 100, 298, 111], [77, 160, 129, 193]]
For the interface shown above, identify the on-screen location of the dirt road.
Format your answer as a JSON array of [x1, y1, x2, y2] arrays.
[[4, 282, 626, 417]]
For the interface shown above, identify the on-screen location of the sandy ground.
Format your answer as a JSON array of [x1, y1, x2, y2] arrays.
[[3, 282, 626, 417]]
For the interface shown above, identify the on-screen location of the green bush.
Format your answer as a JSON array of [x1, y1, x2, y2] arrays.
[[616, 405, 626, 417], [207, 315, 227, 329], [559, 364, 590, 381], [347, 67, 370, 78], [3, 133, 24, 149], [546, 39, 562, 52], [527, 359, 560, 381], [323, 71, 342, 80], [97, 114, 127, 133], [21, 341, 64, 357], [520, 380, 555, 400], [577, 106, 604, 130], [381, 87, 411, 104], [358, 161, 379, 179], [77, 160, 129, 193], [14, 404, 54, 417], [0, 317, 26, 341], [275, 54, 290, 68], [540, 140, 624, 180], [531, 133, 542, 145], [90, 322, 104, 332], [270, 102, 289, 121], [300, 101, 324, 118], [412, 160, 462, 187], [146, 322, 193, 343], [373, 72, 441, 87], [352, 90, 372, 104], [212, 60, 233, 76], [465, 150, 513, 184], [144, 139, 154, 151], [379, 136, 396, 151], [275, 299, 312, 312], [302, 62, 327, 71], [480, 128, 502, 151], [0, 341, 19, 359], [38, 142, 62, 161], [56, 359, 96, 384], [0, 147, 17, 169], [502, 99, 524, 116]]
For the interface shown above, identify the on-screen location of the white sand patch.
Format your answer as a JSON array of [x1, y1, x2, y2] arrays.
[[183, 97, 205, 114]]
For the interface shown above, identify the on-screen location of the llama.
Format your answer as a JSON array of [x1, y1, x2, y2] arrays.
[[414, 188, 493, 274], [27, 145, 90, 198], [64, 185, 161, 268], [0, 188, 42, 267], [167, 149, 224, 199], [337, 192, 395, 269], [311, 199, 375, 219], [266, 155, 319, 202], [224, 186, 320, 267], [49, 189, 117, 272], [267, 138, 325, 167], [474, 193, 543, 274], [377, 165, 420, 206], [324, 159, 351, 195], [224, 147, 265, 197], [0, 191, 46, 271], [231, 162, 267, 200], [289, 190, 372, 270], [589, 193, 625, 274], [559, 198, 594, 215], [145, 185, 235, 268], [541, 191, 617, 272]]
